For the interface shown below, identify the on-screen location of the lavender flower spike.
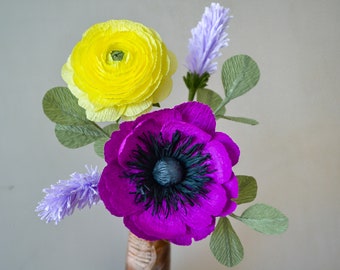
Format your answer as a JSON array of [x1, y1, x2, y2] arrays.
[[186, 3, 231, 75], [36, 166, 101, 224]]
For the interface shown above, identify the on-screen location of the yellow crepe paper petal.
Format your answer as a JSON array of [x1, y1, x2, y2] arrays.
[[61, 20, 177, 122]]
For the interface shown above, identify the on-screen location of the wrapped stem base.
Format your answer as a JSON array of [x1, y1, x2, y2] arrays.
[[126, 233, 170, 270]]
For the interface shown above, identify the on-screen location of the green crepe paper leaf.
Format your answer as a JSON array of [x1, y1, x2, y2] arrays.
[[219, 115, 259, 125], [233, 203, 288, 235], [210, 217, 244, 267], [94, 138, 107, 158], [234, 175, 258, 205], [94, 123, 119, 158], [102, 123, 119, 135], [55, 124, 105, 148], [222, 55, 260, 103], [43, 87, 89, 126], [43, 87, 109, 148], [196, 88, 226, 116]]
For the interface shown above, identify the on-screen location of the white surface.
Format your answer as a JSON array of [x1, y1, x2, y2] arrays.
[[1, 0, 339, 269]]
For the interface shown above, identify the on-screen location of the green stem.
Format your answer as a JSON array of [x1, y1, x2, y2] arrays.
[[230, 213, 242, 222], [188, 87, 196, 101], [92, 122, 110, 138], [213, 97, 230, 115]]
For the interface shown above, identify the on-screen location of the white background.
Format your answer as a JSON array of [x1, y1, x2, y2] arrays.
[[1, 0, 339, 269]]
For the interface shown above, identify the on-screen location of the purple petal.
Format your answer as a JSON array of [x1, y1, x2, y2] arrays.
[[224, 173, 238, 199], [204, 140, 232, 183], [191, 222, 215, 241], [196, 183, 228, 216], [118, 118, 162, 168], [219, 174, 238, 216], [98, 163, 140, 217], [220, 200, 237, 216], [174, 102, 216, 135], [104, 128, 131, 164], [123, 216, 159, 241], [119, 120, 135, 131], [214, 132, 240, 165], [169, 234, 192, 246], [182, 205, 214, 229], [130, 209, 187, 240], [134, 107, 182, 127], [161, 120, 212, 145]]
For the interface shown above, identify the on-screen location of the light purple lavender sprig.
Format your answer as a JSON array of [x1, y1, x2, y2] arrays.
[[186, 2, 231, 75], [184, 3, 231, 101], [36, 166, 101, 224]]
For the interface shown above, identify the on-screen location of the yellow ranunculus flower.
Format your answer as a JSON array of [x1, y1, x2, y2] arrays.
[[62, 20, 177, 122]]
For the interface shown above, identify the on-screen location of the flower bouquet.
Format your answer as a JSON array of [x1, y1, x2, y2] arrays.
[[36, 3, 288, 269]]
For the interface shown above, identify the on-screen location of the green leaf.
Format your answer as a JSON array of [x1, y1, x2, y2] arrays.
[[233, 203, 288, 234], [210, 217, 244, 267], [93, 123, 119, 158], [219, 115, 259, 125], [196, 88, 226, 116], [43, 87, 110, 149], [55, 124, 105, 148], [221, 55, 260, 103], [94, 138, 107, 158], [43, 87, 88, 125], [234, 175, 258, 205], [102, 123, 119, 135]]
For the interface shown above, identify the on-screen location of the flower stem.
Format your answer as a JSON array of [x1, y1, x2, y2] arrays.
[[188, 88, 197, 101], [213, 96, 231, 116], [92, 122, 111, 138], [126, 232, 170, 270]]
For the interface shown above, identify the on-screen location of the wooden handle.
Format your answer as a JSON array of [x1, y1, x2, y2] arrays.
[[126, 232, 171, 270]]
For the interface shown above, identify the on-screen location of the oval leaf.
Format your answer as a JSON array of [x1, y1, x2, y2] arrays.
[[103, 123, 119, 135], [55, 124, 104, 148], [220, 115, 259, 125], [43, 87, 88, 125], [94, 123, 118, 158], [196, 88, 226, 117], [222, 55, 260, 102], [210, 217, 244, 267], [235, 203, 288, 234], [94, 137, 107, 158], [234, 175, 258, 204]]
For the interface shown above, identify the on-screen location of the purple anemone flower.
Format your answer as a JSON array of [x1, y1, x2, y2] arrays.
[[36, 166, 101, 224], [98, 102, 239, 245], [186, 3, 231, 75]]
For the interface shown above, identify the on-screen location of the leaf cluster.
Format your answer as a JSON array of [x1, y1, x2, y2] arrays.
[[190, 54, 260, 125], [42, 87, 117, 157], [209, 175, 288, 267]]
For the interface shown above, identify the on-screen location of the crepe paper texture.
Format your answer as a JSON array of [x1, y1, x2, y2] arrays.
[[99, 101, 239, 245], [186, 3, 230, 76], [36, 166, 101, 224], [62, 20, 177, 122], [37, 2, 288, 268], [184, 3, 231, 101]]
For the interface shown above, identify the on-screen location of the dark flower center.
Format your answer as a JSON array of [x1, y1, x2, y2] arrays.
[[152, 157, 184, 186], [110, 50, 124, 61], [124, 130, 213, 217]]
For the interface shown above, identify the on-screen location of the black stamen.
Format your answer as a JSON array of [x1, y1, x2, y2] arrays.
[[124, 130, 213, 217], [153, 157, 184, 186]]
